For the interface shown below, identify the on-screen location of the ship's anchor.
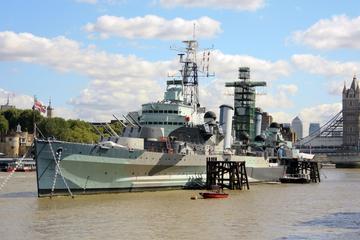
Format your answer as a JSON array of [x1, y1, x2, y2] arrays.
[[48, 139, 74, 198]]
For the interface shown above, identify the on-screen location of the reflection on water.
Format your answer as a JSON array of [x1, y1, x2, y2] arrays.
[[0, 191, 37, 198], [0, 169, 360, 240]]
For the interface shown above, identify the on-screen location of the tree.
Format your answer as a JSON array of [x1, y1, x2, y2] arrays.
[[2, 109, 20, 131], [18, 109, 43, 133], [67, 119, 98, 143], [38, 117, 69, 139], [0, 115, 9, 134]]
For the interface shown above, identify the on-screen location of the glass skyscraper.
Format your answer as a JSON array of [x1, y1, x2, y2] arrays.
[[291, 116, 303, 140]]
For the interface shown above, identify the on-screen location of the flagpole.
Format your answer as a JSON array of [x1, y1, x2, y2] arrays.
[[33, 95, 36, 139]]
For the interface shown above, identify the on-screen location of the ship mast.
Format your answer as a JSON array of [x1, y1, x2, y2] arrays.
[[179, 40, 199, 107]]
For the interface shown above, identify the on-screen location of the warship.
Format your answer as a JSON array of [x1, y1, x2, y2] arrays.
[[34, 39, 294, 197]]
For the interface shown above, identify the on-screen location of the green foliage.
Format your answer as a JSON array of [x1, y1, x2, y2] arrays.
[[0, 115, 9, 134], [0, 108, 120, 143], [38, 118, 99, 143], [109, 122, 123, 135], [1, 109, 43, 133], [66, 119, 99, 143], [38, 117, 70, 140], [19, 109, 42, 132], [2, 109, 21, 130]]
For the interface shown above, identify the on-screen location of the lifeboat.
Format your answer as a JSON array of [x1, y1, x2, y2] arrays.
[[199, 192, 229, 199]]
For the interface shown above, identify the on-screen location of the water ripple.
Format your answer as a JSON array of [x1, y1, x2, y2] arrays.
[[301, 212, 360, 230]]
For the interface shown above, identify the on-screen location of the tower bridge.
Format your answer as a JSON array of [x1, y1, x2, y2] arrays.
[[296, 110, 343, 153], [295, 75, 360, 166]]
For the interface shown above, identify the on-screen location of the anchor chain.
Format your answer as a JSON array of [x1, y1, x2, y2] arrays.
[[47, 139, 74, 198]]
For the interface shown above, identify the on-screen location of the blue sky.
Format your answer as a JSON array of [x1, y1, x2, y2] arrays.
[[1, 0, 360, 135]]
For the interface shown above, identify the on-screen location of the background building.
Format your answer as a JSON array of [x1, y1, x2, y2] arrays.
[[1, 96, 15, 111], [0, 124, 34, 157], [291, 116, 303, 140], [309, 123, 320, 135], [261, 112, 273, 132], [47, 99, 54, 118]]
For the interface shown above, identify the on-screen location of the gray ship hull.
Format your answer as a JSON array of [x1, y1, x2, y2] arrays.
[[35, 139, 284, 197]]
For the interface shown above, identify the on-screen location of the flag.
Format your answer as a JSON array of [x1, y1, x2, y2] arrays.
[[33, 100, 46, 113]]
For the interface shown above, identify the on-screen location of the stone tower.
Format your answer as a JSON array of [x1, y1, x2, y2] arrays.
[[47, 99, 54, 118], [342, 75, 360, 147]]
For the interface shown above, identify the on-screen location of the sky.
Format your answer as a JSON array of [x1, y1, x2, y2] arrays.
[[1, 0, 360, 136]]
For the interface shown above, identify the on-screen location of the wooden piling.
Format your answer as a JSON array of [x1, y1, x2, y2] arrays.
[[280, 158, 321, 183], [206, 158, 249, 190]]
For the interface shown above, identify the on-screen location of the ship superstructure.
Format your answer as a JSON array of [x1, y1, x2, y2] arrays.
[[226, 67, 266, 141], [138, 40, 207, 136]]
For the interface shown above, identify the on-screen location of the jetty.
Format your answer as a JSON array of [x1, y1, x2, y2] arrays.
[[206, 158, 249, 190], [279, 158, 321, 183]]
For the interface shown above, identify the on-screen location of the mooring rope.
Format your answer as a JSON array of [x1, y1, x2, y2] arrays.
[[0, 147, 31, 192]]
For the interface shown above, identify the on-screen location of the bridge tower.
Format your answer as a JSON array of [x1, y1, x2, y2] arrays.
[[342, 75, 360, 148]]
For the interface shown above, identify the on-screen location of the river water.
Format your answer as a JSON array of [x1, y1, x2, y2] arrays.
[[0, 168, 360, 240]]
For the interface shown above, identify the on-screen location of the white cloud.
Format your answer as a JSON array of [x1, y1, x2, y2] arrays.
[[0, 31, 174, 121], [158, 0, 265, 11], [256, 84, 298, 110], [270, 111, 292, 124], [196, 50, 292, 113], [211, 50, 291, 81], [277, 84, 298, 95], [265, 103, 342, 136], [299, 103, 342, 135], [84, 15, 221, 40], [0, 89, 34, 110], [292, 15, 360, 50], [299, 103, 342, 124], [291, 54, 360, 76], [53, 107, 82, 120], [291, 54, 360, 95], [0, 31, 293, 122]]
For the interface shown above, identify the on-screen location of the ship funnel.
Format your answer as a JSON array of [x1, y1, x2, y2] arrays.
[[219, 105, 234, 150], [255, 108, 262, 136]]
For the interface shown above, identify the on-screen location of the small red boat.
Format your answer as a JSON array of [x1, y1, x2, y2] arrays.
[[199, 192, 229, 199]]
